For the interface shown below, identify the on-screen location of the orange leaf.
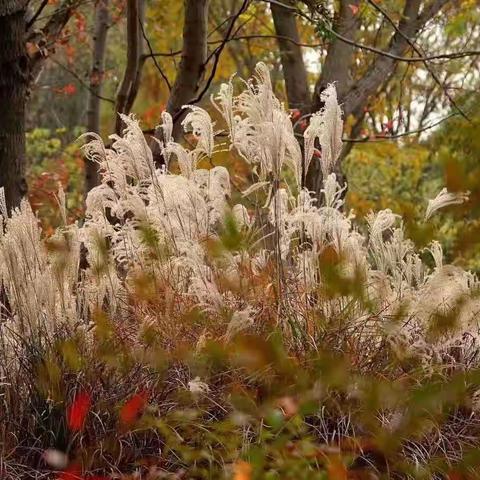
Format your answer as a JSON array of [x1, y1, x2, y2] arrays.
[[327, 456, 347, 480], [63, 83, 77, 95], [233, 460, 252, 480]]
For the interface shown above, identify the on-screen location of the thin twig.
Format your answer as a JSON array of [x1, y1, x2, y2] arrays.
[[342, 112, 458, 142], [254, 0, 480, 65], [26, 0, 49, 30], [182, 0, 251, 113], [138, 17, 171, 90], [365, 0, 470, 122], [50, 58, 115, 104], [144, 35, 480, 64]]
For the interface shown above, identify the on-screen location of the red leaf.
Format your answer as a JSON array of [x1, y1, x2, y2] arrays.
[[67, 392, 91, 432], [54, 83, 77, 96], [348, 4, 359, 15], [63, 83, 77, 95], [57, 464, 82, 480], [290, 109, 301, 121], [120, 391, 148, 425]]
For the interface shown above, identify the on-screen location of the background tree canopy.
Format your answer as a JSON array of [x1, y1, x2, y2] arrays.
[[1, 0, 479, 266]]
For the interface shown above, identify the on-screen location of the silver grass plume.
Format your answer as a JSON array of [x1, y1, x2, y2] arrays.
[[182, 105, 215, 158], [425, 187, 469, 220], [304, 84, 343, 177]]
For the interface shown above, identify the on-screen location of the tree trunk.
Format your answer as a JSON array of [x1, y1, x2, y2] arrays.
[[152, 0, 209, 166], [305, 0, 360, 196], [311, 0, 360, 113], [0, 1, 29, 211], [303, 0, 441, 198], [165, 0, 209, 139], [85, 0, 109, 193], [270, 0, 310, 111], [115, 0, 140, 134], [124, 0, 144, 115]]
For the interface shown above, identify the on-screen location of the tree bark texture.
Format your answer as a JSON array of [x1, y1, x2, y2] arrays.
[[271, 0, 310, 111], [165, 0, 209, 139], [86, 0, 109, 193], [0, 0, 29, 211], [115, 0, 140, 134]]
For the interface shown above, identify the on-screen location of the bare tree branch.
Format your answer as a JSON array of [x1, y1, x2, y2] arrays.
[[51, 57, 115, 104], [145, 34, 480, 64], [343, 112, 459, 142], [365, 0, 470, 121], [27, 0, 84, 81], [138, 9, 171, 90]]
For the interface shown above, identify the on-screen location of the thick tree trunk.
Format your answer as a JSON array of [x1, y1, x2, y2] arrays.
[[312, 0, 360, 113], [305, 0, 360, 196], [270, 0, 312, 188], [0, 1, 29, 211], [165, 0, 209, 139], [152, 0, 209, 166], [85, 0, 109, 193], [270, 0, 310, 111]]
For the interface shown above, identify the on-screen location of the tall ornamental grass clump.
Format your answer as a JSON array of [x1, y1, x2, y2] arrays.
[[1, 63, 480, 479]]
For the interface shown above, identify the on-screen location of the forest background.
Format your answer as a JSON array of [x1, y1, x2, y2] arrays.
[[2, 0, 479, 269]]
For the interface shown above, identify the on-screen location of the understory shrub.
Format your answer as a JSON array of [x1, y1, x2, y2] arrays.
[[1, 63, 479, 479]]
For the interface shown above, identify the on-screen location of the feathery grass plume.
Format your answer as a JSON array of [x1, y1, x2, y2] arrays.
[[160, 110, 173, 144], [225, 306, 255, 340], [0, 187, 7, 218], [428, 240, 444, 269], [211, 75, 236, 141], [232, 62, 302, 187], [232, 203, 252, 228], [425, 187, 469, 220], [182, 105, 215, 158], [1, 62, 476, 360], [304, 84, 343, 176], [0, 199, 82, 375], [164, 141, 198, 178], [159, 110, 174, 169]]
